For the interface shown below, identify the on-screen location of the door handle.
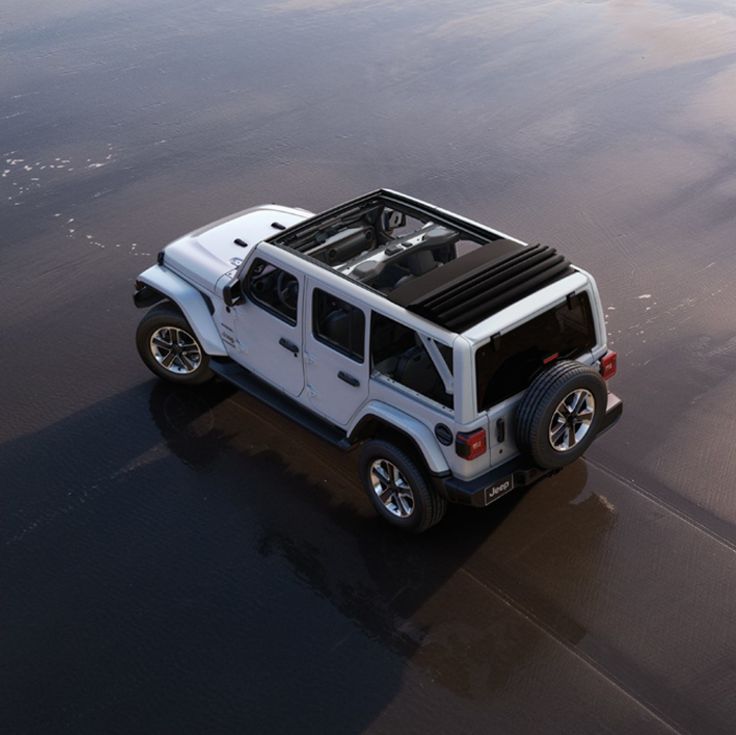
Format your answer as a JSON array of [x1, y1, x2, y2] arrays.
[[338, 371, 360, 387], [279, 337, 299, 356]]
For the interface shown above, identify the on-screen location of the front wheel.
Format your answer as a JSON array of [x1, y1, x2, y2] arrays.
[[136, 302, 214, 385], [358, 440, 446, 533]]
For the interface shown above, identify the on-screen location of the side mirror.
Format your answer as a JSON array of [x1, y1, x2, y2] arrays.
[[223, 278, 245, 307]]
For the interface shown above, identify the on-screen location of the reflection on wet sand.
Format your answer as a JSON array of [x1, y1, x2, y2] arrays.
[[146, 382, 628, 728]]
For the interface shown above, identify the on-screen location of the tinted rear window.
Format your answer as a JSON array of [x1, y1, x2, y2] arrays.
[[475, 293, 596, 411]]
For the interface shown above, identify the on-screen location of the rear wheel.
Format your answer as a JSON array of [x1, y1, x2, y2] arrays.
[[136, 302, 214, 385], [358, 440, 446, 532]]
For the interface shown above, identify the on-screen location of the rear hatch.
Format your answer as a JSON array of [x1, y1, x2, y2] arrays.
[[477, 290, 599, 466]]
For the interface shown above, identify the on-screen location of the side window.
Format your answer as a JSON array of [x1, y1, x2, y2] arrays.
[[313, 289, 365, 362], [370, 312, 453, 409], [245, 258, 299, 325]]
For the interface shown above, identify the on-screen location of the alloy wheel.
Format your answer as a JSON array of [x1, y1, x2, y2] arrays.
[[149, 326, 202, 375], [549, 388, 596, 452], [369, 458, 415, 518]]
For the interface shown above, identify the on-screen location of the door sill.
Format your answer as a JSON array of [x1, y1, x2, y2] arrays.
[[210, 358, 352, 450]]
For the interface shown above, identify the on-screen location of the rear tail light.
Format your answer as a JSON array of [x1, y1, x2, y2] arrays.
[[600, 350, 617, 380], [455, 428, 487, 460]]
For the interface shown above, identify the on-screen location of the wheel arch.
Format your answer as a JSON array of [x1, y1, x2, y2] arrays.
[[135, 265, 227, 356], [348, 403, 450, 476]]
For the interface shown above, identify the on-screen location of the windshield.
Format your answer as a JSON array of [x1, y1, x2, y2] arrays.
[[475, 292, 597, 412]]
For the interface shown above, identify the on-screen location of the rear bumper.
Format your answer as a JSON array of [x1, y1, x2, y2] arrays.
[[441, 391, 623, 508]]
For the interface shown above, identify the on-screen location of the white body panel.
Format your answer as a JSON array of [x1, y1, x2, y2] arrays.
[[230, 282, 306, 398]]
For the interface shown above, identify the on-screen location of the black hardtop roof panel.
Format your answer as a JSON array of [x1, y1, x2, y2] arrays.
[[391, 242, 574, 333], [389, 238, 524, 308]]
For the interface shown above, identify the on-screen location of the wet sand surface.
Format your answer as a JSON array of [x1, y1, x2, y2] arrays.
[[2, 1, 736, 732]]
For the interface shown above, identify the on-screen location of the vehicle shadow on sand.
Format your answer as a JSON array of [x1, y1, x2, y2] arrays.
[[145, 381, 613, 732], [1, 379, 612, 734]]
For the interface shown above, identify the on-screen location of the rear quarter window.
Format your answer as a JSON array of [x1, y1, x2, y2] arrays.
[[475, 293, 596, 412], [371, 312, 453, 409]]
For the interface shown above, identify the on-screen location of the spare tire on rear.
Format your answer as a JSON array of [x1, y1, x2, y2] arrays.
[[515, 360, 607, 470]]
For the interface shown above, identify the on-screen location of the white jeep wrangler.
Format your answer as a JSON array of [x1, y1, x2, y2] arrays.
[[134, 190, 622, 532]]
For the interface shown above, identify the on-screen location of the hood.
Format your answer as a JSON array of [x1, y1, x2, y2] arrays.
[[162, 204, 313, 292]]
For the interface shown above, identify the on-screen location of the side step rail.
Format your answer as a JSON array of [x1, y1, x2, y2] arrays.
[[209, 359, 352, 450]]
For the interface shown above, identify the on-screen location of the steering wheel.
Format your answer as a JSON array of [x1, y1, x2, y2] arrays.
[[276, 271, 298, 313]]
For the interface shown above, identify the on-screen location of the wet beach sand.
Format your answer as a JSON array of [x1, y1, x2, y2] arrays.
[[2, 1, 736, 732]]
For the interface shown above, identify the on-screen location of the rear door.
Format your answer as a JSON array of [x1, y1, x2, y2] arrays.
[[303, 279, 369, 426]]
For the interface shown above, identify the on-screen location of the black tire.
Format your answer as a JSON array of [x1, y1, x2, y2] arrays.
[[136, 302, 214, 385], [515, 360, 607, 470], [358, 440, 446, 533]]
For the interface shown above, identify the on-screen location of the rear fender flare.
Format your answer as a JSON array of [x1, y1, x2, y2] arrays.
[[348, 402, 449, 475], [136, 265, 227, 356]]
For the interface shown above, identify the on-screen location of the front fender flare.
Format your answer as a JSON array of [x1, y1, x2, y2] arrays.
[[136, 265, 227, 356], [348, 401, 449, 475]]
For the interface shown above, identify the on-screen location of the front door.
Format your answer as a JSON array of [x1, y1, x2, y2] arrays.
[[231, 256, 305, 397], [304, 280, 369, 426]]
